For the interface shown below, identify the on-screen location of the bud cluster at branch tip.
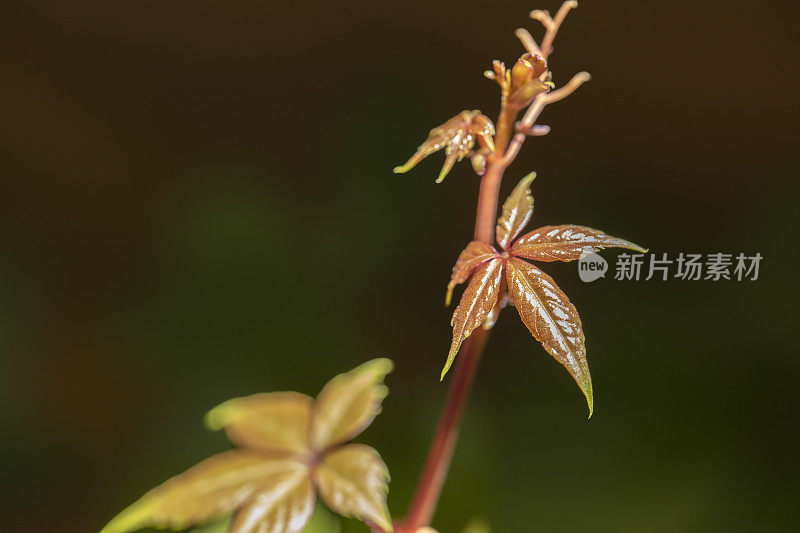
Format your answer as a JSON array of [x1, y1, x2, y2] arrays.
[[485, 52, 554, 110]]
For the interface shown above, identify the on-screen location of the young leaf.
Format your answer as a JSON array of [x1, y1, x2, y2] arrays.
[[315, 444, 393, 533], [446, 241, 499, 306], [230, 463, 315, 533], [310, 358, 393, 451], [505, 258, 593, 416], [495, 172, 535, 250], [103, 360, 395, 533], [101, 452, 300, 533], [393, 110, 495, 183], [205, 392, 313, 455], [443, 258, 504, 379], [511, 224, 647, 262]]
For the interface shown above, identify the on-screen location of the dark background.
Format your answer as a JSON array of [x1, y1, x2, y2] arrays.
[[2, 1, 798, 532]]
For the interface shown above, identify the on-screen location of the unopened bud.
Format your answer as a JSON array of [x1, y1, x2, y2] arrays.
[[470, 148, 490, 176], [510, 52, 547, 89]]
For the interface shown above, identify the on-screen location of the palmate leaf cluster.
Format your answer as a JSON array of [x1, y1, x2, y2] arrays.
[[102, 360, 394, 533], [443, 174, 646, 415]]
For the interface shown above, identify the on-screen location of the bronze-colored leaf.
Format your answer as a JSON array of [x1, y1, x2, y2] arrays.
[[511, 224, 647, 262], [309, 359, 393, 451], [205, 392, 313, 455], [315, 444, 392, 533], [230, 461, 315, 533], [101, 452, 300, 533], [446, 240, 499, 306], [505, 258, 593, 416], [393, 110, 495, 183], [495, 173, 536, 250], [443, 258, 504, 379]]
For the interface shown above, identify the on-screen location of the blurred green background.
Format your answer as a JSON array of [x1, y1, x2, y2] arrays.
[[1, 0, 798, 531]]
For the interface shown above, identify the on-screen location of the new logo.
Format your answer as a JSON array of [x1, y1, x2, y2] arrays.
[[578, 251, 608, 282]]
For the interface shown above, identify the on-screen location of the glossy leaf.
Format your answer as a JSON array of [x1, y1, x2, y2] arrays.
[[511, 224, 647, 262], [315, 444, 392, 533], [446, 241, 499, 306], [205, 392, 313, 455], [505, 258, 592, 416], [101, 452, 300, 533], [230, 462, 315, 533], [393, 110, 495, 183], [310, 358, 393, 451], [443, 258, 504, 379], [495, 173, 535, 250]]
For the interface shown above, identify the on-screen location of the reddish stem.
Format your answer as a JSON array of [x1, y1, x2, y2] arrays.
[[399, 328, 490, 532], [400, 152, 510, 532]]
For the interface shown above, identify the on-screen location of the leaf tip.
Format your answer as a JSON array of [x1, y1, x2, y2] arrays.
[[393, 164, 411, 174], [624, 240, 648, 254], [367, 357, 395, 376], [521, 171, 537, 186], [439, 361, 451, 381], [445, 282, 455, 306], [440, 346, 458, 381], [583, 379, 594, 419], [99, 501, 149, 533], [203, 401, 233, 431]]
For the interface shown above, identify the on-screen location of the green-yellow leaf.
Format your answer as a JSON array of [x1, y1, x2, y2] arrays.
[[230, 461, 315, 533], [309, 359, 393, 450], [205, 392, 313, 455], [101, 452, 300, 533], [315, 444, 392, 533]]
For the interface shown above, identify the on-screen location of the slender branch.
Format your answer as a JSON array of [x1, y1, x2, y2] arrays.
[[503, 71, 590, 165], [399, 328, 490, 532], [515, 28, 541, 54], [535, 0, 578, 57]]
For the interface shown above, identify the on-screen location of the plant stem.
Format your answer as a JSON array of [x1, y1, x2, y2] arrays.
[[399, 5, 583, 529], [400, 328, 490, 532], [474, 129, 517, 242], [400, 152, 510, 532]]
